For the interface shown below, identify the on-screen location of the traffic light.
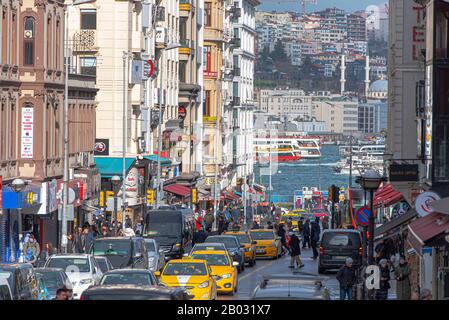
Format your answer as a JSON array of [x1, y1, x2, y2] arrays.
[[191, 188, 198, 204], [147, 189, 154, 205]]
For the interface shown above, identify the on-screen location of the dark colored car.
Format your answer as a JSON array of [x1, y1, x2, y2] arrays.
[[34, 268, 73, 300], [90, 237, 149, 269], [99, 269, 156, 286], [204, 236, 245, 272], [0, 263, 38, 300], [80, 285, 190, 300], [251, 274, 331, 300], [318, 229, 363, 274], [94, 256, 114, 273]]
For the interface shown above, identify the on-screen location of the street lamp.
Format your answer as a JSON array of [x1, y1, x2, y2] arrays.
[[357, 169, 383, 265], [111, 175, 121, 236], [155, 43, 181, 209], [11, 178, 26, 262]]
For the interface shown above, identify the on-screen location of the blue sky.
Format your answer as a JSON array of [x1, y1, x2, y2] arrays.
[[258, 0, 386, 13]]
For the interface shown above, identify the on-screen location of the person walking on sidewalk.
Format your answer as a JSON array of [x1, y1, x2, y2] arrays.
[[336, 257, 356, 300], [288, 232, 304, 269], [310, 217, 321, 259], [204, 209, 215, 233], [302, 219, 311, 249], [375, 259, 391, 300], [394, 256, 411, 300]]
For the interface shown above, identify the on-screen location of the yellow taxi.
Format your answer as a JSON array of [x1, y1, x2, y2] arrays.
[[190, 250, 238, 295], [224, 231, 256, 267], [154, 258, 218, 300], [249, 229, 282, 259]]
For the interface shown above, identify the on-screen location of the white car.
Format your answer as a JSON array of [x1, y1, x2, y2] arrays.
[[44, 254, 103, 299], [0, 275, 13, 300]]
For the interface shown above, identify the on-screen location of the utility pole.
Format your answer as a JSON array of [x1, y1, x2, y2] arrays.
[[122, 51, 130, 228], [213, 83, 221, 227], [155, 49, 164, 209]]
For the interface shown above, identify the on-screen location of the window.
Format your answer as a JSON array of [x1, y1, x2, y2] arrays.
[[203, 90, 211, 117], [80, 56, 96, 76], [205, 2, 212, 27], [179, 61, 187, 83], [2, 9, 8, 64], [80, 9, 96, 30], [47, 16, 52, 69], [23, 17, 34, 66], [203, 46, 211, 72]]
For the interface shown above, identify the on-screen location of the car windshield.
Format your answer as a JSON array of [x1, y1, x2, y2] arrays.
[[163, 263, 207, 276], [322, 233, 360, 248], [47, 258, 91, 273], [101, 273, 154, 286], [250, 232, 275, 240], [84, 294, 171, 300], [205, 237, 237, 249], [191, 254, 230, 266], [145, 223, 181, 237], [192, 244, 225, 252], [144, 241, 156, 252], [95, 259, 110, 273], [91, 240, 131, 256], [233, 234, 251, 244], [35, 272, 64, 291]]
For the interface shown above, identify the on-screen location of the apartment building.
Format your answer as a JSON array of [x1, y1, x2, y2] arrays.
[[1, 0, 98, 257], [312, 98, 359, 134], [257, 89, 313, 118]]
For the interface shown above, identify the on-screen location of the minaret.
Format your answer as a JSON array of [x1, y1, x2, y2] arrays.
[[340, 54, 346, 95], [365, 55, 370, 97]]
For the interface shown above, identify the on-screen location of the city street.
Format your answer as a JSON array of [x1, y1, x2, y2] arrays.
[[219, 247, 340, 300]]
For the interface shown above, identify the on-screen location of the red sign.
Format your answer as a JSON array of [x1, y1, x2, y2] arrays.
[[147, 60, 154, 77], [355, 206, 371, 227]]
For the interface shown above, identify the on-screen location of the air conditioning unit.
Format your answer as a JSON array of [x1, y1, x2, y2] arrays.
[[24, 30, 33, 38], [155, 27, 168, 47]]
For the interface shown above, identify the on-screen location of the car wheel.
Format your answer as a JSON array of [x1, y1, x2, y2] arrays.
[[234, 284, 238, 294]]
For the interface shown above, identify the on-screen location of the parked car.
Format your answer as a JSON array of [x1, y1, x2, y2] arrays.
[[251, 274, 331, 300], [80, 284, 191, 300], [94, 256, 114, 273], [99, 269, 156, 287], [143, 238, 165, 272], [44, 254, 103, 299], [0, 276, 13, 300], [89, 237, 149, 269], [34, 268, 73, 300], [0, 263, 38, 300], [204, 236, 245, 272], [318, 229, 363, 274]]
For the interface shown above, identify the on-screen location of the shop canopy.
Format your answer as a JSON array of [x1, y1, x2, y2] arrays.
[[222, 191, 241, 202], [94, 157, 136, 178], [143, 155, 172, 167], [407, 212, 449, 253], [163, 183, 191, 197], [372, 184, 404, 209], [374, 209, 418, 240]]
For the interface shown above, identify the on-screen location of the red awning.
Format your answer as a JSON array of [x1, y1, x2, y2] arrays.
[[222, 191, 240, 202], [372, 184, 404, 209], [163, 184, 191, 197], [407, 212, 449, 253]]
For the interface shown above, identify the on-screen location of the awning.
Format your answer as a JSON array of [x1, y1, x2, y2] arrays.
[[407, 212, 449, 253], [143, 155, 172, 167], [94, 157, 135, 178], [374, 209, 418, 238], [222, 191, 240, 202], [164, 119, 183, 131], [163, 183, 191, 197], [372, 184, 404, 209]]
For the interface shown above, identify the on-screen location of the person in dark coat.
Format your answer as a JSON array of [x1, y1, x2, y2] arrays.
[[375, 259, 391, 300], [336, 257, 357, 300], [394, 256, 411, 300], [310, 217, 321, 259], [375, 240, 388, 264], [192, 227, 208, 246], [277, 223, 289, 254], [251, 220, 260, 230], [288, 232, 304, 269], [302, 219, 311, 249]]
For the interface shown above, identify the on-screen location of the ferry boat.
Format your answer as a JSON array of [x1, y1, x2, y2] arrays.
[[267, 137, 322, 159], [253, 139, 302, 163]]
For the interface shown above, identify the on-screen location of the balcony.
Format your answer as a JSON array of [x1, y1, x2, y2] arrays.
[[179, 0, 194, 12], [233, 67, 241, 77], [231, 6, 242, 18], [203, 116, 217, 124], [232, 96, 241, 106], [230, 37, 241, 47], [72, 30, 98, 52], [179, 39, 195, 56]]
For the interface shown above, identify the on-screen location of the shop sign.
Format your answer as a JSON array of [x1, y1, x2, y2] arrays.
[[389, 164, 419, 182], [21, 106, 34, 159], [415, 191, 441, 217], [94, 139, 109, 156]]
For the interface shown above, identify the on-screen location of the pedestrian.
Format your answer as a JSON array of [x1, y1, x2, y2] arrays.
[[37, 242, 55, 267], [277, 223, 289, 255], [204, 209, 215, 233], [53, 288, 68, 301], [322, 216, 329, 230], [66, 234, 75, 254], [336, 257, 356, 300], [192, 227, 208, 246], [266, 221, 274, 229], [231, 205, 240, 224], [419, 288, 432, 300], [375, 259, 391, 300], [288, 232, 304, 269], [99, 226, 111, 238], [217, 212, 225, 234], [134, 217, 144, 236], [310, 217, 320, 259], [302, 219, 311, 249], [73, 226, 83, 253], [251, 220, 260, 230], [23, 234, 40, 264], [394, 256, 411, 300], [81, 225, 94, 253], [125, 215, 133, 229], [375, 240, 388, 264]]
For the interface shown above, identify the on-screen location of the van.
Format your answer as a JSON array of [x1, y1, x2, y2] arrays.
[[318, 230, 363, 274], [143, 206, 195, 260], [0, 263, 38, 300], [90, 237, 149, 269]]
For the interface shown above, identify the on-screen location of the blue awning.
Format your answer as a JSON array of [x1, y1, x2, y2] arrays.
[[94, 157, 136, 178], [143, 155, 172, 167]]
